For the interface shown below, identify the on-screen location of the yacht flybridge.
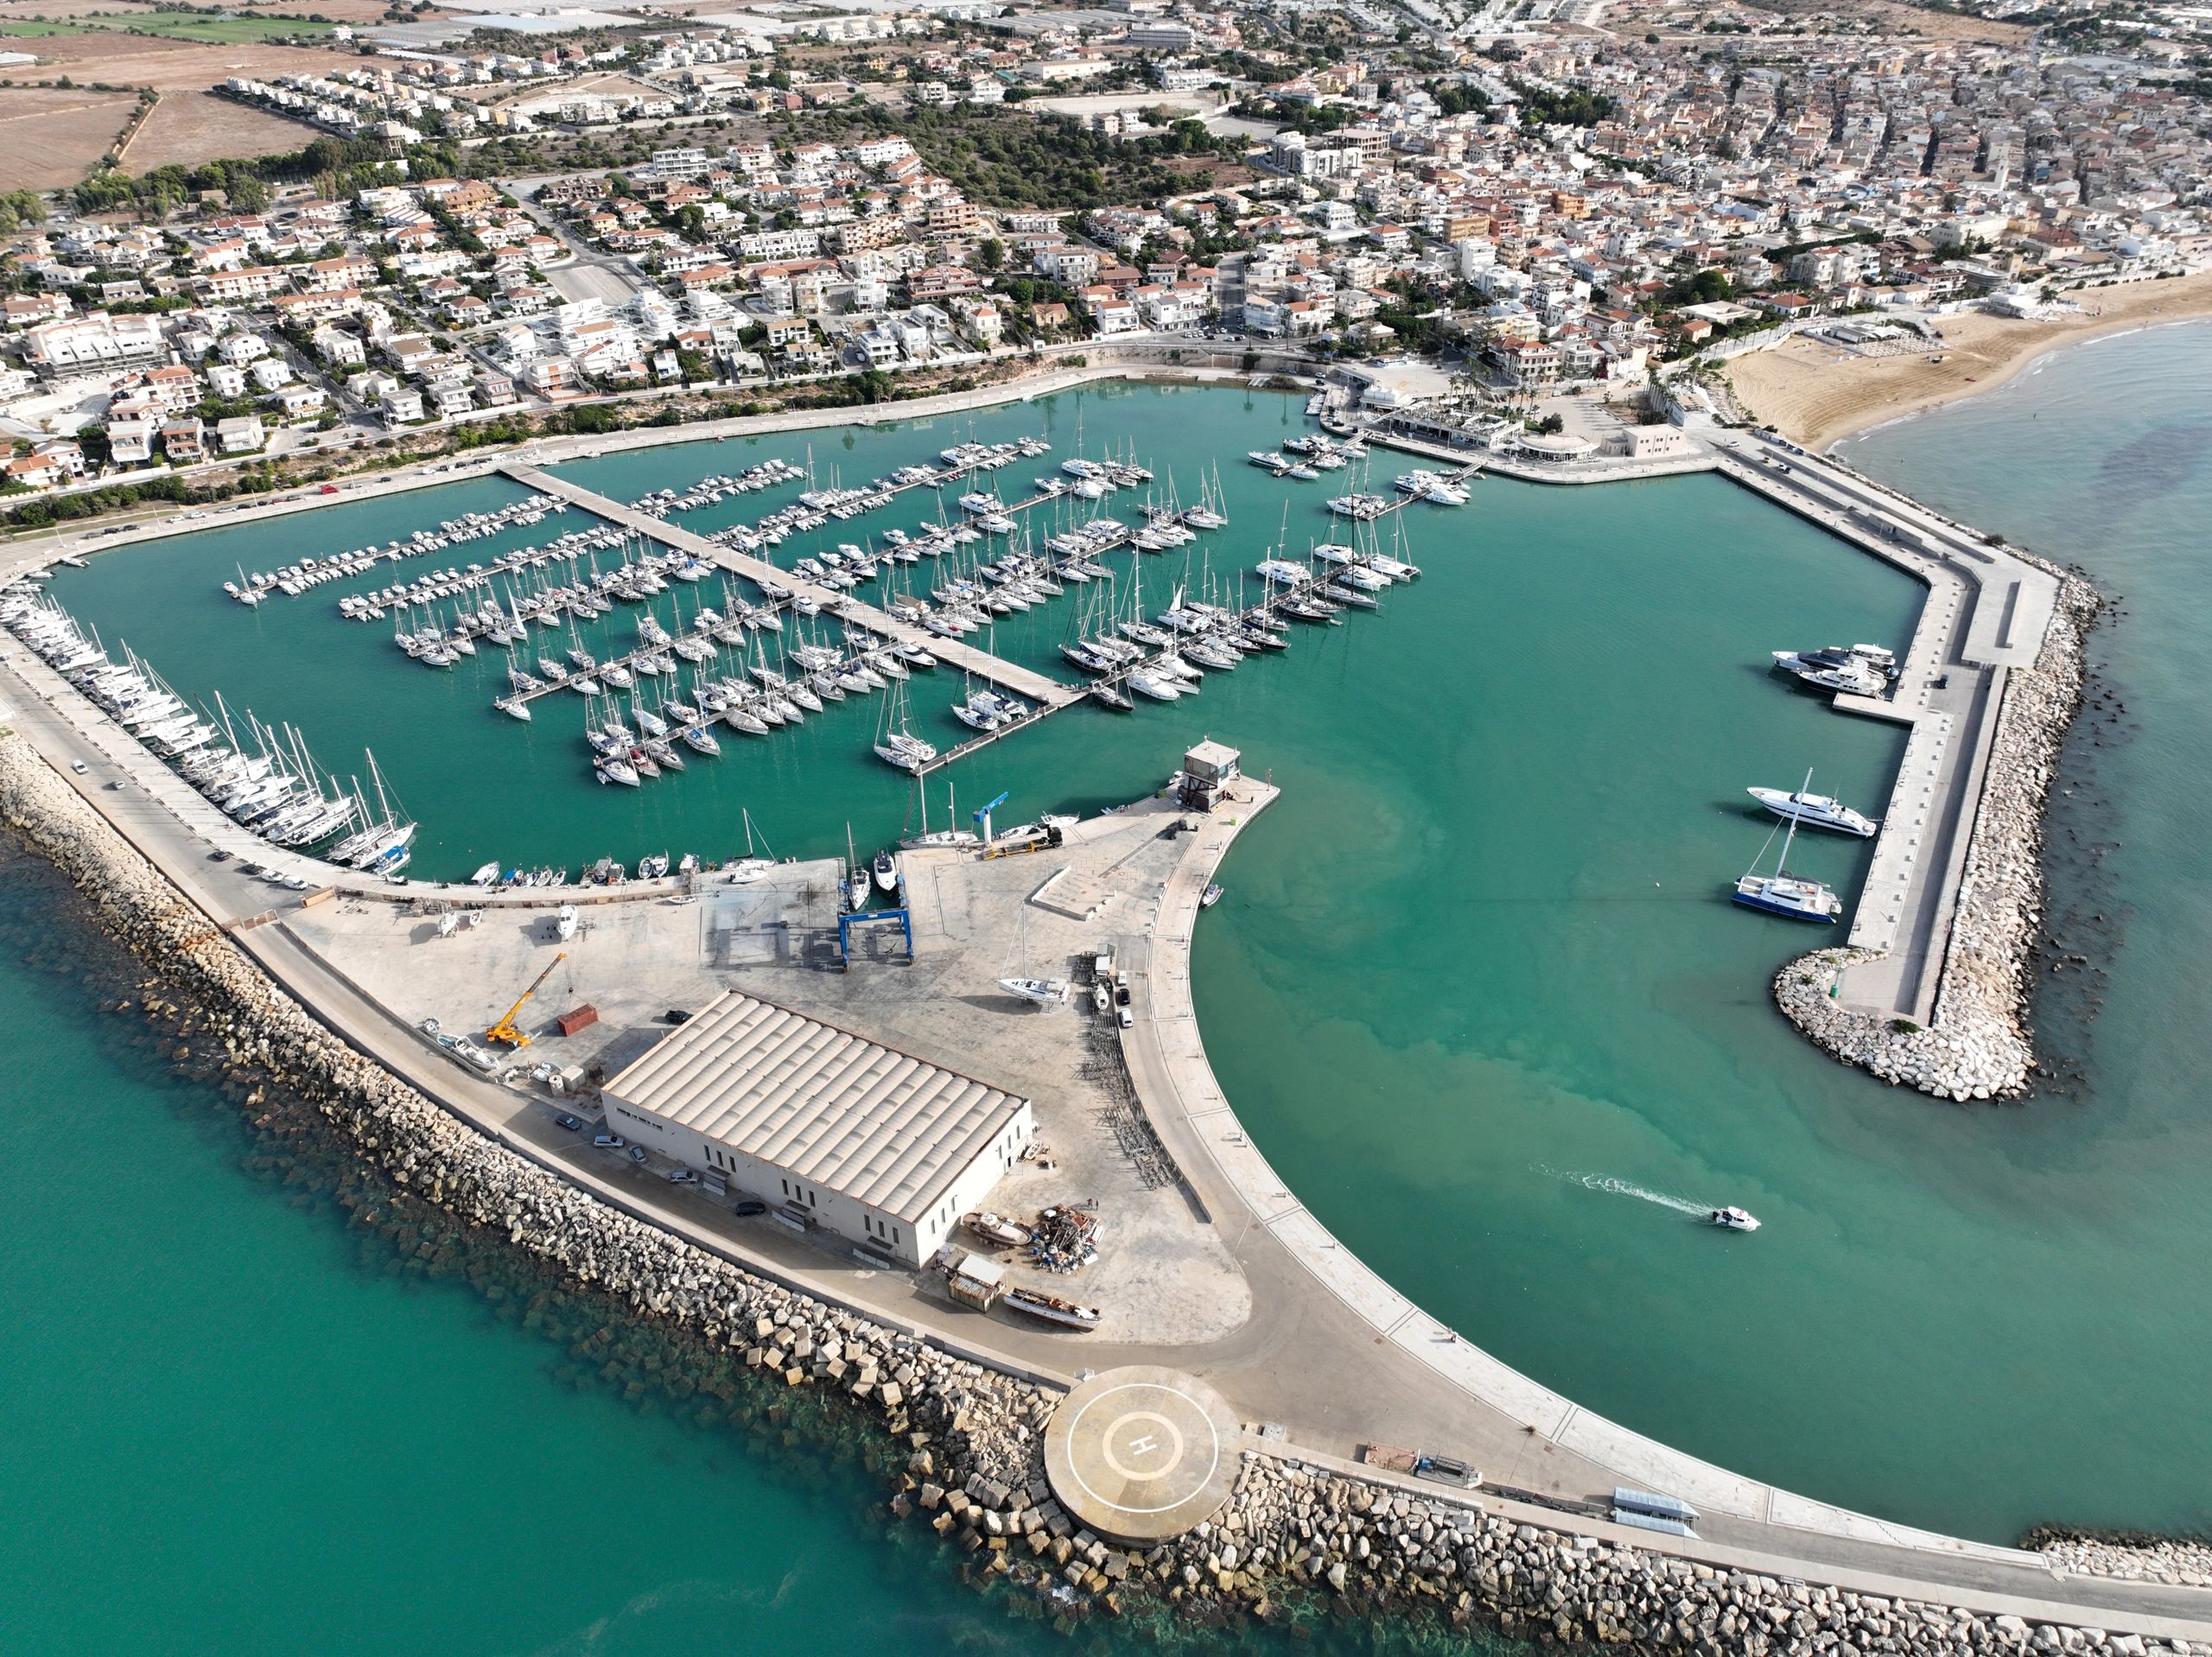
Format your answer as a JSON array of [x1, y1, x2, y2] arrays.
[[1772, 644, 1896, 696]]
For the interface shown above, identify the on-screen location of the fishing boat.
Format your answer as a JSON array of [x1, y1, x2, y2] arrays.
[[1732, 774, 1844, 923], [963, 1210, 1032, 1248], [1003, 1287, 1101, 1330], [1709, 1207, 1761, 1233], [1748, 780, 1877, 837]]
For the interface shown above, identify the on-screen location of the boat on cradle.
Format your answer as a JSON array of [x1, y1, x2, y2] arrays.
[[1003, 1287, 1101, 1330], [556, 904, 579, 942], [998, 976, 1071, 1007], [1748, 781, 1877, 837], [1732, 772, 1843, 924], [964, 1210, 1032, 1248], [873, 848, 899, 893], [1771, 644, 1894, 695], [1709, 1206, 1761, 1233]]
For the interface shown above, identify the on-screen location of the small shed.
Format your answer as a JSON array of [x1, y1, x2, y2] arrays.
[[947, 1252, 1006, 1310]]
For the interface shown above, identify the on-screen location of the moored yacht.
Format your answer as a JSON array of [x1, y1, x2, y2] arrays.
[[1748, 781, 1877, 837]]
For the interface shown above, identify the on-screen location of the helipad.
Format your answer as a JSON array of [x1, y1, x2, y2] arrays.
[[1044, 1366, 1245, 1543]]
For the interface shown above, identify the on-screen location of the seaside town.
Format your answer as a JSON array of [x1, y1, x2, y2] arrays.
[[0, 0, 2206, 497], [5, 3, 2212, 1656]]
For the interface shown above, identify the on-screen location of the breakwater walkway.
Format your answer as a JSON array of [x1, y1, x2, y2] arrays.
[[1707, 432, 2062, 1032], [502, 465, 1076, 708]]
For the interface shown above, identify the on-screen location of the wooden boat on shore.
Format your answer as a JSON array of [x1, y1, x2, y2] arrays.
[[963, 1209, 1031, 1248], [1005, 1287, 1101, 1330]]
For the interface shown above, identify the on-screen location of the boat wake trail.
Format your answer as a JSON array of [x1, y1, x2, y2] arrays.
[[1538, 1166, 1710, 1217]]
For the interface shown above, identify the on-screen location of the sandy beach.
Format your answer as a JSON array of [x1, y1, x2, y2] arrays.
[[1726, 269, 2212, 451]]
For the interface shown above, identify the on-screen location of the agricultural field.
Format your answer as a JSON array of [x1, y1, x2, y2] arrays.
[[0, 84, 133, 189], [0, 25, 364, 181]]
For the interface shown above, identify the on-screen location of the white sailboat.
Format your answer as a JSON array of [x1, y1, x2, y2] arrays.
[[1732, 772, 1844, 924]]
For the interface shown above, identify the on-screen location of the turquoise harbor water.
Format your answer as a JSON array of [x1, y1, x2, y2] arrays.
[[7, 352, 2212, 1647]]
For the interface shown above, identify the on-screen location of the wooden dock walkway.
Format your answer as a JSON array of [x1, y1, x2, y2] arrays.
[[502, 464, 1074, 706]]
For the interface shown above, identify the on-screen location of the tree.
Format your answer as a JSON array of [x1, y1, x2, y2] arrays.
[[977, 236, 1005, 272]]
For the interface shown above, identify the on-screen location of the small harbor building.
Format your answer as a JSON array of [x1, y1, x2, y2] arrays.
[[601, 990, 1034, 1267]]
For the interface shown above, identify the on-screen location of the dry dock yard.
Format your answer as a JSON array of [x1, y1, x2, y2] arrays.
[[283, 787, 1256, 1348]]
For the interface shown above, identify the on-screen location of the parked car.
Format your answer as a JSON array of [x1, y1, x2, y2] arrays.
[[732, 1199, 767, 1217], [666, 1169, 701, 1186], [553, 1113, 583, 1133], [1117, 1006, 1134, 1030], [593, 1133, 626, 1149], [628, 1145, 648, 1164]]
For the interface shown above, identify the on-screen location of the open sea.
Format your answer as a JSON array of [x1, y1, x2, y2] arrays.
[[4, 345, 2209, 1652]]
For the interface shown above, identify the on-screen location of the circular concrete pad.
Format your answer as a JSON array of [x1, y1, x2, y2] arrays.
[[1045, 1366, 1244, 1544]]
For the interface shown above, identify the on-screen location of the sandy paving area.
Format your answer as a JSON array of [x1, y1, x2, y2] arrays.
[[1726, 270, 2212, 451], [0, 86, 135, 190]]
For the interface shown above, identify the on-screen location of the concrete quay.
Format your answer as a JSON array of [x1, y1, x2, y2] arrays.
[[5, 632, 2209, 1637]]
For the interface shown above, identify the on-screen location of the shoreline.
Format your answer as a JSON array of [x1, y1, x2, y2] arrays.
[[1724, 270, 2212, 453], [3, 731, 2210, 1653]]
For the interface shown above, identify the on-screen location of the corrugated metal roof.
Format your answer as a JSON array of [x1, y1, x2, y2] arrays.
[[604, 990, 1027, 1225]]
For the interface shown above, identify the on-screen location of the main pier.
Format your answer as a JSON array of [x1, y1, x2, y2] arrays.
[[1708, 431, 2060, 1026], [502, 463, 1076, 708]]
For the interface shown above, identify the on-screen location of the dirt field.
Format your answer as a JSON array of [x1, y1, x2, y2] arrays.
[[124, 87, 321, 170], [0, 0, 428, 25], [0, 86, 135, 190], [0, 27, 368, 179]]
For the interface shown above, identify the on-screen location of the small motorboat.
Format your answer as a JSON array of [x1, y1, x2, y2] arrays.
[[469, 860, 500, 886], [872, 848, 899, 893], [963, 1209, 1032, 1248], [1200, 883, 1224, 909], [1709, 1206, 1761, 1233]]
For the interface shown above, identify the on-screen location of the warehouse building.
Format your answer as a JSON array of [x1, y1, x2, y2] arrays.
[[601, 990, 1034, 1267]]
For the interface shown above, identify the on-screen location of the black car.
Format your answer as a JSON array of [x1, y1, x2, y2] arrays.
[[208, 848, 232, 862], [552, 1113, 583, 1132], [732, 1199, 767, 1217]]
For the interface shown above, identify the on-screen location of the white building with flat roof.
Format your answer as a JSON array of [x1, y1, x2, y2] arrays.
[[602, 990, 1034, 1266]]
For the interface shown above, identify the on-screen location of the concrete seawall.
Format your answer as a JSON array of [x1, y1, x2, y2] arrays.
[[1, 725, 2207, 1653]]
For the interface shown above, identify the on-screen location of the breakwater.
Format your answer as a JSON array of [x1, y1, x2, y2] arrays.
[[1774, 556, 2101, 1101], [2, 728, 2206, 1654]]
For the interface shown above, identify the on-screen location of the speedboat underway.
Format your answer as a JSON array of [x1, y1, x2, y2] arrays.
[[1709, 1206, 1760, 1232], [1749, 782, 1877, 837]]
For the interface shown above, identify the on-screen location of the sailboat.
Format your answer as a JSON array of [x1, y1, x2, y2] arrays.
[[902, 778, 980, 850], [872, 680, 938, 772], [724, 808, 777, 882], [997, 912, 1071, 1006], [1732, 771, 1844, 923], [843, 823, 871, 911]]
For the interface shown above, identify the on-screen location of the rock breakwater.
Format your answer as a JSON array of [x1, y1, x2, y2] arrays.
[[1, 728, 2203, 1654], [1777, 562, 2101, 1101]]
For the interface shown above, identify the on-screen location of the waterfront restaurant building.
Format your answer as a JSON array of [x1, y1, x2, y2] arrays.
[[601, 990, 1034, 1267]]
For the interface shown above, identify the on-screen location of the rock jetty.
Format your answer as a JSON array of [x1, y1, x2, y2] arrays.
[[1, 728, 2203, 1654], [1776, 562, 2101, 1101]]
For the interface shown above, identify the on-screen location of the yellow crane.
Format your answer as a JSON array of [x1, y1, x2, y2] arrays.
[[486, 952, 565, 1048]]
